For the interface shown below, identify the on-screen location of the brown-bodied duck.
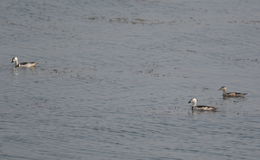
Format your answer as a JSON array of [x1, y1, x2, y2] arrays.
[[11, 57, 38, 68], [188, 98, 217, 111], [218, 86, 247, 98]]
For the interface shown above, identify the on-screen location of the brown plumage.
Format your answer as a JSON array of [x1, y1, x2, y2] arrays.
[[218, 86, 247, 98]]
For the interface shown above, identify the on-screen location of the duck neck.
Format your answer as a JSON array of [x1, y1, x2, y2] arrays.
[[192, 101, 197, 107], [14, 60, 19, 67]]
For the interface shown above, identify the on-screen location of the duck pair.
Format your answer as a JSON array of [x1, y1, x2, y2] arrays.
[[11, 57, 38, 68], [189, 87, 247, 112]]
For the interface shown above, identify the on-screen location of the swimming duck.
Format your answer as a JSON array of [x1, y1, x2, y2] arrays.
[[218, 86, 247, 98], [11, 57, 38, 68], [188, 98, 217, 111]]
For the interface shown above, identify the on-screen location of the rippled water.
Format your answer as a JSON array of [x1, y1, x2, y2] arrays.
[[1, 0, 260, 160]]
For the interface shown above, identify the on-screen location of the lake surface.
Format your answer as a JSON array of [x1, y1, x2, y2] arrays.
[[0, 0, 260, 160]]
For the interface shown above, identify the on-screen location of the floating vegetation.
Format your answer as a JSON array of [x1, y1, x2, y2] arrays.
[[233, 58, 259, 63], [109, 17, 129, 23], [87, 16, 105, 21], [85, 16, 177, 25], [86, 16, 260, 26], [227, 20, 260, 24]]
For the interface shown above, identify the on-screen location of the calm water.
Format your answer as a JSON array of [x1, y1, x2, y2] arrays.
[[0, 0, 260, 160]]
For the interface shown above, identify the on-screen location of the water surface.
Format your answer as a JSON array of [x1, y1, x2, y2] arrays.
[[0, 0, 260, 160]]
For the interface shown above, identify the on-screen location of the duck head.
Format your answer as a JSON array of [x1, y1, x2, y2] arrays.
[[188, 98, 197, 107], [218, 86, 227, 92], [11, 57, 18, 63]]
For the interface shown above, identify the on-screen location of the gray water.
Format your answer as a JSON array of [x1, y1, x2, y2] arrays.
[[0, 0, 260, 160]]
